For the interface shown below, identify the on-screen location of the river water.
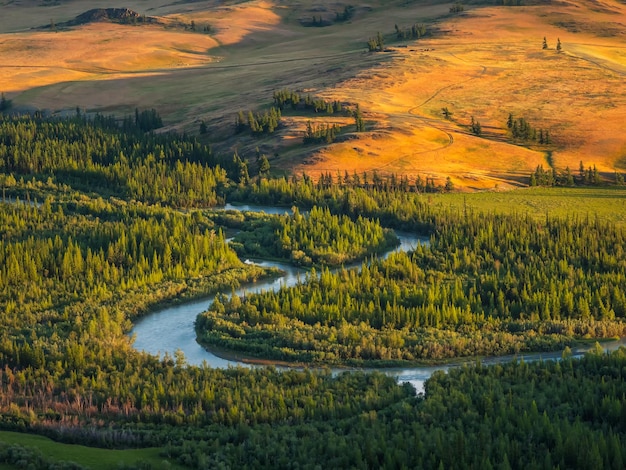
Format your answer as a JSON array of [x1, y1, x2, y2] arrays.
[[130, 203, 625, 394]]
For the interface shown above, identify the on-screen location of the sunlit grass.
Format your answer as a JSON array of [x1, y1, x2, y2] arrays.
[[425, 186, 626, 226]]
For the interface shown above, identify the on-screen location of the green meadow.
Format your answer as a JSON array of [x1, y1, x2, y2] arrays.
[[0, 431, 182, 470]]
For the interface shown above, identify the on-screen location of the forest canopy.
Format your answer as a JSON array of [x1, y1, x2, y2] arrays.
[[0, 113, 625, 468]]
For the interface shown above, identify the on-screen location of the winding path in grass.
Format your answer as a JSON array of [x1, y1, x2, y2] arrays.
[[352, 71, 477, 177]]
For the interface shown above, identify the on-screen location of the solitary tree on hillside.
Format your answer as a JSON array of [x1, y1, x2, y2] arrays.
[[556, 38, 562, 52], [377, 31, 385, 51], [258, 155, 270, 178], [367, 32, 385, 52], [469, 116, 482, 136], [542, 37, 548, 49], [354, 104, 365, 132]]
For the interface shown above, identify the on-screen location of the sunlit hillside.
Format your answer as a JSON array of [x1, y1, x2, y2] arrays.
[[0, 0, 624, 189]]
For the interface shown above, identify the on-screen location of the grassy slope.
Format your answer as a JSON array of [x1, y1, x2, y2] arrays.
[[1, 0, 624, 189], [0, 431, 183, 470], [302, 0, 626, 188], [427, 186, 626, 227]]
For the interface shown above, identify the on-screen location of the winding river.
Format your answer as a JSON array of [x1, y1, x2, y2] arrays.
[[130, 203, 626, 394]]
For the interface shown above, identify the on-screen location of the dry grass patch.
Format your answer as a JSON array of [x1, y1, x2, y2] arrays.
[[294, 0, 626, 187], [1, 0, 625, 189]]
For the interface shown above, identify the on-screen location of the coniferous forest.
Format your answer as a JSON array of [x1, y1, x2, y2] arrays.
[[0, 113, 625, 469]]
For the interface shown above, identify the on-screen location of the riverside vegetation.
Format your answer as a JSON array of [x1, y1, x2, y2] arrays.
[[199, 178, 626, 365], [210, 206, 398, 266], [0, 113, 625, 468]]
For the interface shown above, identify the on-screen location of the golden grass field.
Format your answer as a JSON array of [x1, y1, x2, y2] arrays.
[[0, 0, 625, 189]]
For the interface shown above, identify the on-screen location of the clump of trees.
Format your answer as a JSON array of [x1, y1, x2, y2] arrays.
[[335, 5, 355, 22], [469, 116, 482, 136], [214, 205, 398, 266], [301, 6, 355, 27], [529, 160, 621, 187], [303, 121, 341, 144], [303, 15, 332, 27], [394, 23, 427, 41], [367, 32, 385, 52], [271, 89, 362, 141], [235, 107, 282, 135], [449, 2, 464, 13], [272, 89, 345, 115], [507, 114, 551, 143], [134, 108, 162, 132]]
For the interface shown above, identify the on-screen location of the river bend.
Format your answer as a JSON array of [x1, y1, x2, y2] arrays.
[[130, 203, 624, 393]]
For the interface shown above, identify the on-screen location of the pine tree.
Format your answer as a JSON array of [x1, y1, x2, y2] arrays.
[[376, 31, 385, 51], [470, 116, 482, 136], [565, 167, 574, 186], [354, 105, 365, 132], [258, 155, 270, 178], [542, 36, 548, 49], [556, 38, 562, 52]]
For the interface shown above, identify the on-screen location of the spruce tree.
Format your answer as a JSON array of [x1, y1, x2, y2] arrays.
[[258, 155, 270, 178]]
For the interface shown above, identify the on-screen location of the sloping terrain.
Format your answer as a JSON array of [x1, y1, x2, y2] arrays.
[[0, 0, 624, 188]]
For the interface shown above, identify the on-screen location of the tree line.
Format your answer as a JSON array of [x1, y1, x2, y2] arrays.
[[530, 160, 624, 187], [165, 349, 626, 469], [507, 114, 551, 144], [0, 113, 245, 207], [272, 89, 345, 115]]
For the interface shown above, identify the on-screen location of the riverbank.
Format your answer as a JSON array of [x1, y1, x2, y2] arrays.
[[131, 203, 626, 392]]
